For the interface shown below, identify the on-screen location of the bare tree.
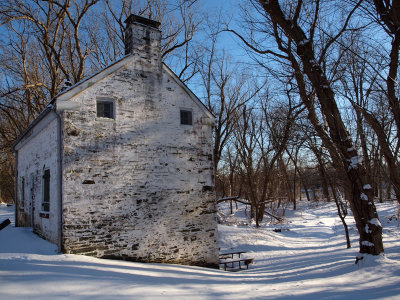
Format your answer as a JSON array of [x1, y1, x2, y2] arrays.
[[338, 36, 395, 203], [341, 0, 400, 203], [0, 0, 102, 202], [227, 0, 384, 255], [199, 46, 264, 173], [231, 88, 302, 226], [0, 0, 205, 202], [101, 0, 202, 81]]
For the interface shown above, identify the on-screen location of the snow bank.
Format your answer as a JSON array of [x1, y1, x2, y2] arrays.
[[1, 202, 400, 299]]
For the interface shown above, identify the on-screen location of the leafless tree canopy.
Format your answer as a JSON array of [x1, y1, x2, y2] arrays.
[[216, 0, 400, 256], [0, 0, 202, 202]]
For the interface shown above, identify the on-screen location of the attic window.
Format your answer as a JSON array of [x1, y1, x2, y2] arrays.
[[180, 109, 193, 125], [97, 100, 114, 119]]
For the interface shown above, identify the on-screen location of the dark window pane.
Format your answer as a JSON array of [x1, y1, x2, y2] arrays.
[[42, 202, 50, 212], [42, 169, 50, 212], [20, 177, 25, 208], [180, 110, 192, 125], [97, 102, 104, 117], [104, 103, 113, 118], [97, 101, 114, 119]]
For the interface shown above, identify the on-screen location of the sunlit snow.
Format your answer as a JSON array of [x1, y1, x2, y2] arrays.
[[1, 201, 400, 299]]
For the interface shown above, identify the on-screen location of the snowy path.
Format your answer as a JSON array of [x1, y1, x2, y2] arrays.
[[1, 202, 400, 299]]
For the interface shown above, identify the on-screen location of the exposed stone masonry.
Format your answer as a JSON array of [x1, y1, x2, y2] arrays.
[[14, 14, 219, 268], [60, 16, 219, 267]]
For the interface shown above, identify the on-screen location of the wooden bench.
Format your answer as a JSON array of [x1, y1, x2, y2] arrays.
[[219, 251, 246, 259], [219, 250, 254, 271], [219, 258, 254, 271]]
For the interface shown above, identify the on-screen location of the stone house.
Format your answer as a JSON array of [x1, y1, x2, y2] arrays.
[[13, 15, 219, 267]]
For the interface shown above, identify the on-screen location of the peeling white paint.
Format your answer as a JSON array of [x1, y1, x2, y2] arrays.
[[15, 113, 60, 244], [15, 16, 219, 268]]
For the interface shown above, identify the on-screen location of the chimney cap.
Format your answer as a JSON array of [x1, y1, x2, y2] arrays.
[[125, 14, 161, 29]]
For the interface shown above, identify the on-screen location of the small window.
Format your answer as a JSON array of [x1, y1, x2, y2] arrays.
[[42, 169, 50, 212], [19, 177, 25, 210], [180, 109, 193, 125], [97, 100, 114, 119]]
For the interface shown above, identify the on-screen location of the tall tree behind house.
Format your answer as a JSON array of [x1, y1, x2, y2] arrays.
[[225, 0, 384, 255], [0, 0, 202, 203]]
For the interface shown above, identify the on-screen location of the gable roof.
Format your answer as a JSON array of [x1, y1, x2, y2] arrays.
[[52, 54, 133, 104], [54, 54, 214, 120], [162, 64, 215, 120], [12, 105, 55, 150], [13, 54, 215, 149]]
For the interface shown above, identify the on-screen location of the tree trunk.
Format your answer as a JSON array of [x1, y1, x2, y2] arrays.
[[330, 178, 351, 249], [303, 184, 311, 202], [279, 156, 295, 210], [370, 1, 400, 204], [258, 0, 384, 255], [313, 147, 331, 202], [357, 107, 400, 204], [257, 202, 265, 224], [312, 186, 318, 202], [386, 184, 392, 201]]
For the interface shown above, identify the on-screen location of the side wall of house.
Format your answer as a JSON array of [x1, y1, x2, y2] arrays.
[[61, 60, 219, 267], [15, 112, 60, 244]]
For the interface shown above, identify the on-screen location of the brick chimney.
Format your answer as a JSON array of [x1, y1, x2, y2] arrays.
[[124, 15, 161, 67]]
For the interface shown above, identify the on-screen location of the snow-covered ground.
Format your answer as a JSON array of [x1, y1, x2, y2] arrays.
[[1, 201, 399, 299]]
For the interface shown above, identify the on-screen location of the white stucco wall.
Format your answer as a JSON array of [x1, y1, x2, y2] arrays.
[[12, 18, 219, 267], [60, 57, 219, 266], [15, 112, 60, 245]]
